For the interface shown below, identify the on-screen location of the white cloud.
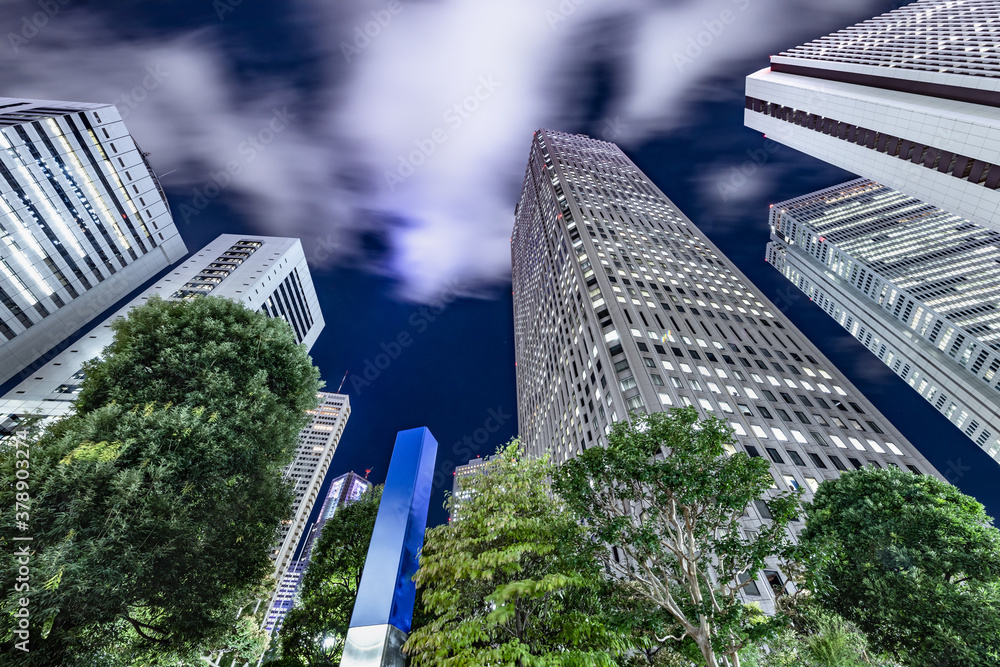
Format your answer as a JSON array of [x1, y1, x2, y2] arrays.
[[0, 0, 889, 302]]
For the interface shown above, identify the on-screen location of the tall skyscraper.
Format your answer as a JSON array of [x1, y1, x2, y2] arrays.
[[265, 470, 370, 632], [765, 179, 1000, 460], [743, 0, 1000, 233], [271, 394, 352, 593], [0, 233, 322, 430], [0, 97, 186, 384], [512, 130, 940, 611]]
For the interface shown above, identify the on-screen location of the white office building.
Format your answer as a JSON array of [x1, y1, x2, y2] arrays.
[[512, 130, 941, 612], [765, 179, 1000, 461], [0, 97, 186, 384], [744, 0, 1000, 233], [0, 233, 322, 429]]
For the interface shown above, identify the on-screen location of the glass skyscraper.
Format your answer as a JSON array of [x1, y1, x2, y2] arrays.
[[766, 178, 1000, 460], [512, 130, 940, 611], [0, 97, 186, 385], [744, 0, 1000, 235]]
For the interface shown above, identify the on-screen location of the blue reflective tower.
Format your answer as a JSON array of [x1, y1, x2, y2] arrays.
[[341, 427, 438, 667]]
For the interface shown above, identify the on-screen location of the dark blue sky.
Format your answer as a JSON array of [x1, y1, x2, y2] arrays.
[[2, 0, 996, 528]]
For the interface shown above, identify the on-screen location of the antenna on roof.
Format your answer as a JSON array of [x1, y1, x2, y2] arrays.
[[337, 371, 348, 393]]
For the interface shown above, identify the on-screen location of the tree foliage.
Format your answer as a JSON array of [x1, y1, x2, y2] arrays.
[[738, 595, 900, 667], [1, 296, 321, 665], [265, 485, 383, 667], [800, 466, 1000, 666], [552, 407, 800, 667], [404, 440, 629, 666]]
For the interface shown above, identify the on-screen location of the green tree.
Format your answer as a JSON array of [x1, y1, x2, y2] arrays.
[[404, 440, 629, 666], [265, 485, 383, 667], [0, 296, 321, 665], [800, 466, 1000, 666], [552, 407, 800, 667], [738, 595, 900, 667]]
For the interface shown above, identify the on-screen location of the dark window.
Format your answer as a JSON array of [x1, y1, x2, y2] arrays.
[[765, 448, 784, 464], [867, 421, 884, 434], [777, 409, 792, 422], [739, 572, 761, 596], [763, 390, 777, 402], [754, 499, 772, 520], [848, 458, 863, 470], [746, 446, 761, 458], [808, 452, 827, 468], [764, 570, 785, 597], [787, 450, 806, 466], [797, 394, 813, 407], [795, 411, 810, 424], [849, 402, 865, 414], [829, 456, 847, 471], [758, 406, 773, 419]]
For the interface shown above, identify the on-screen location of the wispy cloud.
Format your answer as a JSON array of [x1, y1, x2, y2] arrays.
[[0, 0, 886, 302]]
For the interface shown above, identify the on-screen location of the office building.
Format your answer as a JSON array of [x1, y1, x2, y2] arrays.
[[450, 455, 495, 521], [265, 470, 370, 632], [0, 233, 322, 430], [744, 0, 1000, 233], [766, 179, 1000, 460], [512, 130, 940, 612], [0, 97, 186, 384]]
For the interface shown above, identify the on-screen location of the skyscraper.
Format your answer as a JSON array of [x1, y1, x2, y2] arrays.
[[0, 233, 322, 429], [743, 0, 1000, 233], [271, 394, 352, 594], [0, 97, 186, 384], [512, 130, 940, 611], [265, 470, 370, 632], [765, 179, 1000, 460]]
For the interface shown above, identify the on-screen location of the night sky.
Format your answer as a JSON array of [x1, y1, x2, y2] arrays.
[[2, 0, 997, 528]]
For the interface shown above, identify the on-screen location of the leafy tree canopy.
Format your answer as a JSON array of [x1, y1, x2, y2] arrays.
[[553, 407, 801, 667], [404, 440, 630, 666], [800, 466, 1000, 667], [1, 296, 321, 665]]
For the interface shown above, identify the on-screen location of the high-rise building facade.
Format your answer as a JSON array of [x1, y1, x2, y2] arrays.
[[765, 179, 1000, 460], [0, 233, 322, 431], [265, 470, 370, 632], [449, 455, 495, 521], [271, 396, 352, 591], [512, 130, 941, 611], [0, 97, 186, 384], [744, 0, 1000, 233]]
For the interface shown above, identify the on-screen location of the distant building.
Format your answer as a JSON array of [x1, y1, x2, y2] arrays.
[[450, 456, 494, 521], [744, 0, 1000, 234], [0, 97, 186, 385], [265, 470, 371, 632], [765, 179, 1000, 461]]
